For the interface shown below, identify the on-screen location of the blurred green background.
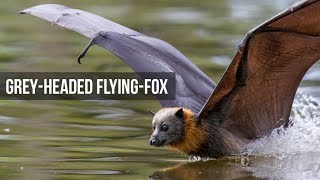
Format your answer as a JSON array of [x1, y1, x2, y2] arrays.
[[0, 0, 319, 179]]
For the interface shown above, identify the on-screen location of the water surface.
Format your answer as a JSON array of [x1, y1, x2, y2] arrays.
[[0, 0, 319, 179]]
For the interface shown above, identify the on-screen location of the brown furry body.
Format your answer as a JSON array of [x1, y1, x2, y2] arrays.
[[168, 108, 247, 158]]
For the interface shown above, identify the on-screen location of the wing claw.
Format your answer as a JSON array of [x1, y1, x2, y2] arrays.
[[77, 37, 97, 64], [236, 45, 243, 54]]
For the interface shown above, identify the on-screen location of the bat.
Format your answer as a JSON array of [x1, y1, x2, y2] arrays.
[[20, 0, 320, 158]]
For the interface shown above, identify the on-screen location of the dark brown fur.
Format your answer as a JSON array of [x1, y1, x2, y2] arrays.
[[168, 108, 247, 158]]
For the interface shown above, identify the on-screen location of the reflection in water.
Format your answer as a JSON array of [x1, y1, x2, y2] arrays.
[[150, 153, 320, 180], [149, 156, 263, 180]]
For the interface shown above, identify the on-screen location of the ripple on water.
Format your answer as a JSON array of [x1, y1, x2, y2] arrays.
[[67, 124, 142, 131], [153, 8, 207, 24], [81, 100, 119, 106], [0, 115, 16, 124], [0, 135, 21, 140], [89, 107, 136, 120], [48, 169, 122, 175], [209, 56, 231, 66], [228, 0, 298, 20]]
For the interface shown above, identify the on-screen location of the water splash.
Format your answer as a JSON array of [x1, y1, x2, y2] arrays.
[[244, 94, 320, 180], [246, 94, 320, 155]]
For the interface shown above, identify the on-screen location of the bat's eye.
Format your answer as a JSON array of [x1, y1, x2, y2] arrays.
[[161, 124, 168, 131], [152, 125, 155, 130]]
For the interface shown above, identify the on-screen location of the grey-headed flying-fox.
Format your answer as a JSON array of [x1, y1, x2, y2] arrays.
[[21, 0, 320, 158]]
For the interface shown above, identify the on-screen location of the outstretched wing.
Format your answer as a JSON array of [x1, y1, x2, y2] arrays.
[[198, 0, 320, 139], [20, 4, 215, 113]]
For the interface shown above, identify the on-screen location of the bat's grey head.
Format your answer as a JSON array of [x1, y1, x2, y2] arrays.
[[149, 108, 185, 147]]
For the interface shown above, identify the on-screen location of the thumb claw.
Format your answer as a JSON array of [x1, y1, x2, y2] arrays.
[[77, 55, 82, 64], [77, 38, 96, 64]]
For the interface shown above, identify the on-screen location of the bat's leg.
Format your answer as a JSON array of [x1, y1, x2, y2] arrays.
[[77, 38, 97, 64]]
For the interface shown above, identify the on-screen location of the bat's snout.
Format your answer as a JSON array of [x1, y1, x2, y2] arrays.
[[149, 136, 166, 146], [149, 139, 156, 145]]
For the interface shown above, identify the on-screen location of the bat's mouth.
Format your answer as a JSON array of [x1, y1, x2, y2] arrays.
[[158, 139, 167, 146]]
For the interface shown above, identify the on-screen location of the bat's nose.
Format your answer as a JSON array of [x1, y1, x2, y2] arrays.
[[149, 139, 156, 145]]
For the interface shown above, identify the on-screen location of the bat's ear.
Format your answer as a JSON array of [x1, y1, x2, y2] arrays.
[[147, 109, 156, 116], [175, 108, 184, 119]]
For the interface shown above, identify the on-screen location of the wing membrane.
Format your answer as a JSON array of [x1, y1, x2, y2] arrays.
[[21, 4, 216, 113], [198, 0, 320, 138]]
